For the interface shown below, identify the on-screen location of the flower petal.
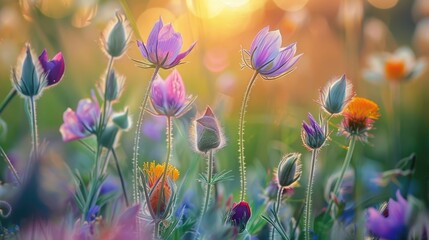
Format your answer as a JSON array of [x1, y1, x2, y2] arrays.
[[60, 108, 88, 141], [251, 30, 281, 69], [137, 40, 148, 59], [167, 41, 197, 68], [156, 24, 183, 66], [147, 17, 164, 62], [250, 26, 269, 54]]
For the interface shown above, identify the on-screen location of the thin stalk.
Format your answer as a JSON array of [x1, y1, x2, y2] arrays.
[[391, 82, 401, 162], [112, 149, 129, 206], [82, 145, 101, 221], [78, 140, 96, 154], [324, 136, 356, 219], [99, 56, 114, 135], [270, 187, 283, 240], [0, 88, 17, 116], [25, 96, 39, 180], [0, 145, 21, 185], [132, 66, 160, 204], [201, 150, 214, 221], [119, 0, 142, 40], [238, 71, 258, 201], [304, 150, 318, 240]]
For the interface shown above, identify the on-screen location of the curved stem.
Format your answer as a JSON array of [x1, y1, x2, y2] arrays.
[[0, 89, 17, 116], [304, 150, 318, 240], [112, 149, 129, 206], [201, 150, 214, 221], [0, 145, 21, 185], [238, 71, 258, 201], [132, 66, 160, 204], [270, 187, 283, 240], [324, 136, 356, 219]]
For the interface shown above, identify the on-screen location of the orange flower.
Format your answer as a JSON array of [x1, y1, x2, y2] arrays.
[[384, 58, 406, 81], [340, 97, 380, 141], [143, 161, 179, 188]]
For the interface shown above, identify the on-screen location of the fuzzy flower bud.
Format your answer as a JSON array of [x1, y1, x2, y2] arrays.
[[100, 69, 124, 102], [277, 153, 302, 188], [38, 49, 65, 86], [100, 125, 119, 149], [228, 201, 251, 233], [12, 44, 46, 98], [301, 113, 326, 150], [320, 75, 354, 115], [112, 108, 131, 130], [103, 12, 130, 58], [195, 106, 223, 153]]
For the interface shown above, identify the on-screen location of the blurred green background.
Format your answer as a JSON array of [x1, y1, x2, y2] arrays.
[[0, 0, 428, 207]]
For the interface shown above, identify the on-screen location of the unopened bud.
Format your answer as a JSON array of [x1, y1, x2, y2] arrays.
[[277, 153, 302, 187]]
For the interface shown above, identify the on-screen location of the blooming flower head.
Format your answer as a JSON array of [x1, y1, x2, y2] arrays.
[[320, 75, 354, 115], [340, 97, 380, 141], [301, 113, 326, 150], [195, 106, 224, 153], [136, 17, 196, 69], [38, 49, 65, 86], [366, 191, 409, 240], [364, 47, 426, 83], [150, 69, 194, 117], [59, 94, 100, 142], [228, 201, 251, 233], [143, 161, 179, 218], [242, 26, 302, 79]]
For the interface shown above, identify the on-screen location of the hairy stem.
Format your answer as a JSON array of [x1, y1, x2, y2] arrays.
[[270, 187, 283, 240], [112, 149, 129, 206], [0, 88, 17, 116], [200, 150, 214, 222], [238, 71, 258, 201], [99, 56, 114, 136], [25, 96, 39, 180], [304, 150, 318, 240], [132, 66, 160, 204], [0, 145, 21, 185], [324, 136, 356, 219]]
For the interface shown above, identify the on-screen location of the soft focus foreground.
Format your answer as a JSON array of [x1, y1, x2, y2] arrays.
[[0, 0, 429, 239]]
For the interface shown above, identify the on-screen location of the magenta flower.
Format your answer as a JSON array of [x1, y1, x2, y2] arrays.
[[242, 26, 302, 79], [60, 95, 100, 142], [366, 190, 409, 240], [136, 18, 196, 69], [228, 201, 251, 233], [150, 69, 194, 117], [38, 49, 65, 86]]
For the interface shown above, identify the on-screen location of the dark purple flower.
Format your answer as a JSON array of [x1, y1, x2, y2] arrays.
[[60, 94, 100, 142], [366, 191, 409, 240], [150, 69, 193, 117], [229, 201, 251, 233], [137, 17, 196, 69], [301, 113, 326, 150], [38, 49, 65, 86], [242, 26, 301, 79]]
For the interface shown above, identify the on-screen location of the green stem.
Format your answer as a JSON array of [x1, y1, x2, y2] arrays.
[[155, 116, 173, 238], [131, 66, 160, 204], [238, 71, 258, 201], [82, 145, 101, 221], [270, 187, 283, 240], [119, 0, 142, 40], [25, 96, 39, 181], [0, 89, 17, 116], [78, 140, 96, 154], [391, 82, 401, 162], [324, 136, 356, 219], [112, 149, 129, 206], [201, 150, 214, 220], [0, 145, 21, 185], [304, 150, 318, 240], [99, 56, 114, 135]]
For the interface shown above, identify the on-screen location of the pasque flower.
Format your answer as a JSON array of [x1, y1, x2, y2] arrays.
[[340, 97, 380, 141], [228, 201, 251, 233], [38, 49, 65, 86], [59, 94, 100, 142], [102, 12, 130, 58], [195, 106, 224, 153], [301, 113, 326, 150], [320, 75, 354, 115], [366, 191, 409, 240], [276, 153, 302, 188], [150, 69, 194, 117], [242, 26, 302, 79], [136, 17, 196, 69], [364, 47, 426, 83]]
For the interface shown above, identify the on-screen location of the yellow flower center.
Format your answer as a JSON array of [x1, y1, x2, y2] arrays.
[[384, 58, 406, 81], [143, 161, 180, 188]]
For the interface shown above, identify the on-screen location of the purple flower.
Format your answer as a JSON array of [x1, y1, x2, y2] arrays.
[[150, 69, 193, 117], [100, 177, 119, 196], [60, 94, 100, 142], [86, 205, 100, 222], [366, 191, 409, 240], [301, 113, 326, 150], [242, 26, 302, 79], [228, 201, 251, 233], [38, 49, 65, 86], [136, 17, 196, 69]]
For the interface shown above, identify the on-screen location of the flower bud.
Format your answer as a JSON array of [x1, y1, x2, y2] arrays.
[[12, 44, 46, 98], [320, 75, 353, 115], [112, 108, 131, 130], [195, 106, 223, 153], [301, 113, 326, 150], [100, 69, 124, 102], [99, 125, 119, 149], [104, 12, 129, 58], [277, 153, 302, 188], [149, 183, 172, 219], [228, 201, 251, 233]]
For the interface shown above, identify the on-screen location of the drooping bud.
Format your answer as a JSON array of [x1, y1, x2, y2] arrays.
[[103, 12, 130, 58], [228, 201, 251, 233], [195, 106, 223, 153], [320, 75, 354, 115], [99, 125, 119, 149], [277, 153, 302, 188], [112, 108, 131, 130], [12, 44, 46, 98]]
